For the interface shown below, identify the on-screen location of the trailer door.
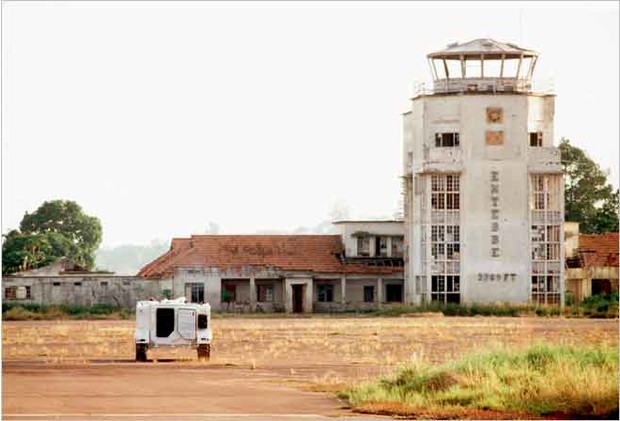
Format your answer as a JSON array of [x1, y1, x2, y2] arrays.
[[177, 308, 196, 340]]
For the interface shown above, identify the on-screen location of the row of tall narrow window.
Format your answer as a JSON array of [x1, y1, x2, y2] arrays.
[[356, 235, 404, 257], [434, 131, 544, 147]]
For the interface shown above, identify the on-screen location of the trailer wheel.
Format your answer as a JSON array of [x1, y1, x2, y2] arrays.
[[135, 344, 147, 362], [197, 344, 210, 361]]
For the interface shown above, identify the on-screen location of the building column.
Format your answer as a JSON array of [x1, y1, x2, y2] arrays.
[[249, 276, 256, 311], [340, 276, 347, 309], [376, 277, 383, 308], [386, 236, 393, 257]]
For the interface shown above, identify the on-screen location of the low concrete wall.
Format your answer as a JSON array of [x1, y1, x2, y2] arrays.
[[3, 276, 164, 308]]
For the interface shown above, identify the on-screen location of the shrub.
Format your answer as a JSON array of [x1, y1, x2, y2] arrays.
[[2, 303, 131, 320]]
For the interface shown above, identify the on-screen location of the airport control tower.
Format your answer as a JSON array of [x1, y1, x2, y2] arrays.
[[403, 39, 564, 306]]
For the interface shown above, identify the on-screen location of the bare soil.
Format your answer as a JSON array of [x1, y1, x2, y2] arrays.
[[3, 316, 618, 419]]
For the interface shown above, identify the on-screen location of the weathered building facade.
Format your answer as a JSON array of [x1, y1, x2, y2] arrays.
[[138, 221, 405, 313], [565, 223, 619, 302], [403, 39, 564, 305], [3, 257, 160, 308]]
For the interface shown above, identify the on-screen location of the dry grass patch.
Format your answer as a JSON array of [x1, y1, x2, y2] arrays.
[[341, 343, 619, 419]]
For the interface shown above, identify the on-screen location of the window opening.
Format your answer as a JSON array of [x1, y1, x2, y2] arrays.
[[529, 132, 543, 147], [435, 132, 460, 147], [317, 284, 334, 302], [185, 283, 204, 303], [257, 285, 274, 302], [357, 237, 370, 257], [364, 285, 374, 303]]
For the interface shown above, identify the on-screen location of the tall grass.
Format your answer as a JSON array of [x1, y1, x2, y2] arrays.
[[341, 343, 619, 418]]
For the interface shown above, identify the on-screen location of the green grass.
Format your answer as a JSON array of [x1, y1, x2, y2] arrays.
[[340, 343, 619, 418], [2, 303, 133, 320]]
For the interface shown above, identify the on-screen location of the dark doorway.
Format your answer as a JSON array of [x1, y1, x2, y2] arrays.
[[592, 279, 613, 296], [292, 284, 304, 313], [156, 308, 175, 338], [386, 284, 403, 302]]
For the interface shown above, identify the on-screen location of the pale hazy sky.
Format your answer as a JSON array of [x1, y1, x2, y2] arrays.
[[2, 1, 619, 247]]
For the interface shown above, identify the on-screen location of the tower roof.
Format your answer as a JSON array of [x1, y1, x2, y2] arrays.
[[428, 38, 538, 59]]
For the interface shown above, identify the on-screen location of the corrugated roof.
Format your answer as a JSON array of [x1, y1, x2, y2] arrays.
[[428, 38, 537, 59], [578, 233, 619, 267], [138, 235, 401, 279]]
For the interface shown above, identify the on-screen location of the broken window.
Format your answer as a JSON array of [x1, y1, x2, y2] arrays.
[[357, 237, 370, 257], [435, 132, 460, 147], [317, 284, 334, 302], [391, 236, 404, 257], [4, 286, 31, 300], [257, 285, 274, 302], [529, 132, 543, 147], [376, 236, 389, 257], [364, 286, 374, 303], [530, 174, 562, 306], [431, 275, 460, 304], [530, 275, 560, 306], [185, 282, 204, 303], [4, 287, 17, 300]]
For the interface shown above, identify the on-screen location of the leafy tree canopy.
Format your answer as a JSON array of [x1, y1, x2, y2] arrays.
[[560, 138, 619, 234], [2, 200, 102, 274]]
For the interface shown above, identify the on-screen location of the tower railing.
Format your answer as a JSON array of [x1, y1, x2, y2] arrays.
[[412, 78, 554, 97]]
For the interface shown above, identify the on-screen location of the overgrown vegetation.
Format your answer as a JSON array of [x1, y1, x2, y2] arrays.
[[2, 303, 132, 320], [340, 343, 619, 419], [3, 294, 617, 321], [356, 297, 617, 318]]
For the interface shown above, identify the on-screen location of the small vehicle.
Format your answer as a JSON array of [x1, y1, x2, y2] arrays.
[[134, 297, 212, 362]]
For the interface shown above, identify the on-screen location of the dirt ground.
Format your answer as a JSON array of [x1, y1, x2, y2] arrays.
[[3, 316, 618, 420]]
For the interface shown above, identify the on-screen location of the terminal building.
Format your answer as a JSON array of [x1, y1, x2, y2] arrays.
[[403, 39, 564, 306]]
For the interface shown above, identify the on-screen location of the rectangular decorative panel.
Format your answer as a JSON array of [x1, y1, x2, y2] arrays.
[[486, 130, 504, 145]]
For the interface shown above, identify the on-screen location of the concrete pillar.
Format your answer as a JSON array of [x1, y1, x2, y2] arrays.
[[386, 236, 393, 257], [249, 276, 256, 310], [377, 277, 383, 308], [340, 276, 347, 308], [284, 279, 293, 313], [304, 280, 313, 313]]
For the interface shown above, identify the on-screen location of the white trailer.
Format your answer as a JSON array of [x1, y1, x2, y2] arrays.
[[134, 297, 212, 362]]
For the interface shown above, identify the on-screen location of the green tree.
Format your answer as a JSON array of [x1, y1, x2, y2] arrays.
[[2, 200, 102, 273], [2, 230, 54, 274], [560, 138, 619, 234]]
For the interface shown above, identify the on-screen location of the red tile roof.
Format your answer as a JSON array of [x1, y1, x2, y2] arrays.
[[578, 233, 619, 267], [138, 235, 401, 279]]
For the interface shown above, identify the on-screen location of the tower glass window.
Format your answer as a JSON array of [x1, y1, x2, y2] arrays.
[[530, 174, 562, 306]]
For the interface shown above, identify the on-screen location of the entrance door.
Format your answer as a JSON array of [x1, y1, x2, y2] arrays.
[[292, 284, 304, 313]]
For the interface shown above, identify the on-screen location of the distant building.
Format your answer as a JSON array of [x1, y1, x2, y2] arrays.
[[2, 257, 157, 308], [403, 39, 564, 306], [565, 223, 619, 302], [138, 221, 405, 313]]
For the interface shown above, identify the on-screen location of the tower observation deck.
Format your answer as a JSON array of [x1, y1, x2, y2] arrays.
[[417, 38, 551, 96]]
